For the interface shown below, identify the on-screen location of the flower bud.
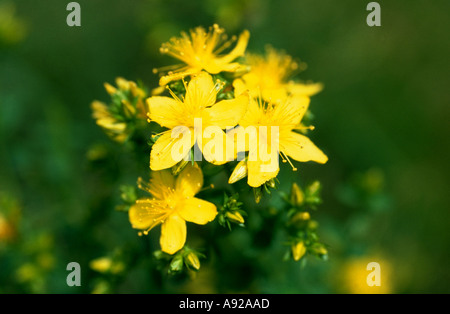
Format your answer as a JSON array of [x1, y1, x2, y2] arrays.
[[266, 178, 277, 189], [290, 182, 304, 207], [185, 252, 201, 270], [103, 82, 117, 95], [170, 254, 184, 272], [291, 241, 306, 261], [228, 160, 248, 184], [306, 181, 321, 196], [115, 77, 130, 91], [253, 187, 263, 204], [226, 211, 245, 224], [89, 257, 112, 273], [289, 211, 310, 226]]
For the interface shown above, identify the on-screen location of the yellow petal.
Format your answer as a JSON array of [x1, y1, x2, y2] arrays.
[[247, 136, 280, 187], [147, 96, 184, 129], [288, 82, 323, 97], [159, 67, 201, 86], [128, 199, 168, 230], [271, 96, 310, 128], [226, 125, 258, 159], [160, 214, 186, 255], [213, 29, 250, 66], [261, 87, 289, 103], [184, 72, 217, 110], [146, 170, 175, 199], [232, 79, 248, 97], [175, 163, 203, 198], [150, 128, 194, 171], [200, 128, 235, 165], [247, 158, 280, 188], [203, 93, 249, 129], [280, 131, 328, 164], [238, 98, 264, 128], [178, 197, 217, 225]]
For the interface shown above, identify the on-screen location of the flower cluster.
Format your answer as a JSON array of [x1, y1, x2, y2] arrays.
[[91, 24, 329, 273]]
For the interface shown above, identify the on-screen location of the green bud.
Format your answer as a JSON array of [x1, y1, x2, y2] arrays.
[[226, 211, 245, 224], [185, 252, 201, 270], [290, 183, 305, 207], [119, 185, 137, 204], [306, 181, 321, 196], [170, 254, 184, 273], [307, 220, 319, 231], [310, 243, 328, 258], [266, 178, 277, 189], [288, 211, 310, 227], [253, 187, 263, 204]]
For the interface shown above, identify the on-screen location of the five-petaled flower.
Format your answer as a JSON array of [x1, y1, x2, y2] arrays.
[[228, 96, 328, 187], [129, 163, 217, 255], [156, 24, 250, 86], [233, 46, 323, 103], [147, 71, 249, 171]]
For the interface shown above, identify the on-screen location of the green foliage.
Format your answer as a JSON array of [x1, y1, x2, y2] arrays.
[[1, 0, 449, 294]]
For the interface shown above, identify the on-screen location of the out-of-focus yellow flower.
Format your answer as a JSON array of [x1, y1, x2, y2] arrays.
[[129, 163, 217, 254], [233, 46, 322, 103], [0, 214, 15, 242], [228, 96, 327, 187], [36, 253, 55, 270], [90, 257, 113, 273], [291, 241, 306, 261], [15, 263, 39, 283], [147, 72, 248, 170], [0, 1, 27, 45], [339, 257, 393, 294], [0, 193, 21, 243], [90, 257, 125, 274], [156, 24, 250, 86]]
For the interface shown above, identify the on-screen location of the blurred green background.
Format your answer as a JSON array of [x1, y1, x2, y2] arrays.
[[1, 0, 449, 293]]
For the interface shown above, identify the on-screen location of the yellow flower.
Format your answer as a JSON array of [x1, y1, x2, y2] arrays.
[[228, 96, 327, 187], [0, 2, 27, 45], [147, 72, 249, 171], [129, 163, 217, 255], [339, 257, 393, 294], [233, 46, 323, 103], [156, 24, 250, 86]]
